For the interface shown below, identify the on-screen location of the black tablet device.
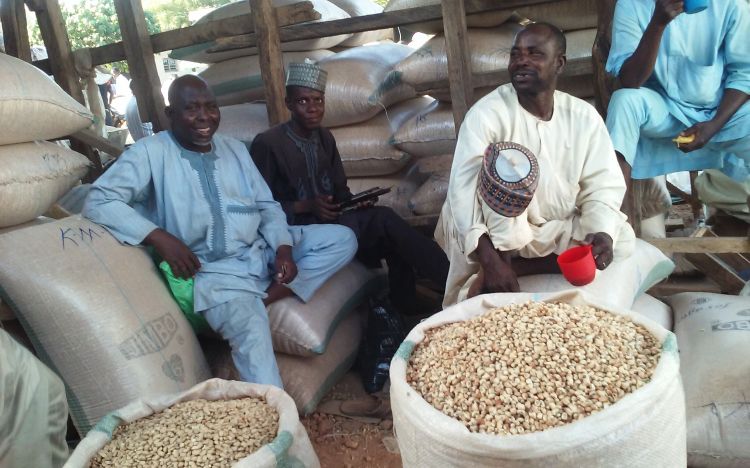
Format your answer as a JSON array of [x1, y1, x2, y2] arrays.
[[339, 186, 392, 209]]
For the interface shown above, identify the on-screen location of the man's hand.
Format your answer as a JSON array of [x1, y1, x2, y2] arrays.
[[144, 228, 201, 279], [311, 195, 341, 221], [678, 120, 721, 153], [274, 245, 298, 284], [583, 232, 614, 271], [475, 234, 520, 294], [355, 198, 377, 210], [652, 0, 684, 26]]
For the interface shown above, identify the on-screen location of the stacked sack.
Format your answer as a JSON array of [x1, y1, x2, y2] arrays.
[[176, 0, 391, 108], [385, 6, 599, 218], [0, 53, 94, 229], [203, 263, 385, 416]]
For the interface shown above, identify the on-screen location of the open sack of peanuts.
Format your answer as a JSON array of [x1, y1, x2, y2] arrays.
[[64, 378, 319, 468], [390, 290, 686, 467]]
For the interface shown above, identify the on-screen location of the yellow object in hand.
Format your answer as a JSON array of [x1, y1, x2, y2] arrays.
[[673, 134, 695, 144]]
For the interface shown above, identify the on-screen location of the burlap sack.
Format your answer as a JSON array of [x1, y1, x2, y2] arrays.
[[666, 293, 750, 467], [216, 103, 271, 145], [0, 328, 69, 468], [391, 101, 455, 158], [268, 261, 383, 356], [319, 42, 416, 127], [0, 216, 211, 434], [331, 96, 433, 177], [634, 176, 672, 220], [391, 290, 686, 467], [200, 50, 334, 106], [393, 24, 522, 87], [169, 0, 350, 63], [276, 311, 362, 415], [64, 378, 320, 468], [0, 141, 91, 228], [329, 0, 393, 46], [517, 239, 675, 310], [409, 171, 449, 216], [0, 53, 94, 145], [347, 163, 426, 218], [632, 293, 673, 331], [384, 0, 597, 34]]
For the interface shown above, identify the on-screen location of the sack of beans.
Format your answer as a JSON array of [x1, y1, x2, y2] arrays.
[[347, 164, 426, 218], [631, 294, 673, 331], [666, 293, 750, 466], [391, 102, 456, 159], [319, 43, 416, 127], [0, 53, 94, 145], [328, 0, 393, 46], [391, 290, 686, 467], [65, 378, 319, 468], [409, 171, 449, 216], [331, 97, 434, 177], [216, 103, 270, 145], [169, 0, 350, 63]]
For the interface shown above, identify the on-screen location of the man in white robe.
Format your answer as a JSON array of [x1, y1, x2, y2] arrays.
[[84, 75, 357, 387], [437, 23, 635, 307]]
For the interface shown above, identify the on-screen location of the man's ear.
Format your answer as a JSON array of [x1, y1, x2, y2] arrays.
[[284, 96, 292, 111], [556, 54, 567, 76], [164, 105, 173, 121]]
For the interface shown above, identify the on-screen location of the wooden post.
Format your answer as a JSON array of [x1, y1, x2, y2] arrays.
[[251, 0, 290, 126], [1, 0, 32, 61], [26, 0, 102, 179], [441, 0, 473, 131], [592, 0, 617, 117], [114, 0, 168, 133]]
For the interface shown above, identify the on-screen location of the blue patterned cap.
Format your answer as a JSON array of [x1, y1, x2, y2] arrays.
[[479, 142, 539, 217]]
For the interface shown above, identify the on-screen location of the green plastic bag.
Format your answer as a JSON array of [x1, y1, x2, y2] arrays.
[[158, 261, 210, 334]]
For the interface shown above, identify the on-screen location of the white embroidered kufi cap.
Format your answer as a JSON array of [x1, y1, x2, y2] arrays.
[[286, 60, 327, 92]]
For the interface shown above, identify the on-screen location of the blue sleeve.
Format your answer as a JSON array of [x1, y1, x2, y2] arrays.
[[236, 141, 294, 252], [82, 143, 159, 245], [606, 0, 647, 77], [723, 1, 750, 94]]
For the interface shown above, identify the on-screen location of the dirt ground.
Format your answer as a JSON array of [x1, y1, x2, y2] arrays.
[[301, 373, 402, 468]]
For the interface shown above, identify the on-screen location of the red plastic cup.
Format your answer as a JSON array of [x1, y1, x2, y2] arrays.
[[557, 244, 596, 286]]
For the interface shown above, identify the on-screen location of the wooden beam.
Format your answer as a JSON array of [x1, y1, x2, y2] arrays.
[[27, 1, 317, 71], [441, 0, 473, 129], [114, 0, 168, 133], [71, 128, 124, 158], [208, 0, 561, 54], [683, 253, 746, 295], [644, 237, 750, 254], [27, 0, 102, 178], [0, 0, 32, 61], [414, 56, 593, 95], [250, 0, 289, 126]]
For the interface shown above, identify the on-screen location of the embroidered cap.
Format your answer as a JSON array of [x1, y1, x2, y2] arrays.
[[286, 61, 327, 93], [479, 141, 539, 217]]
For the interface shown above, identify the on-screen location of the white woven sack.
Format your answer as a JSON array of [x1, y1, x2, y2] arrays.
[[0, 328, 69, 468], [384, 0, 596, 34], [394, 24, 522, 87], [319, 43, 416, 127], [200, 50, 334, 106], [328, 0, 393, 46], [517, 239, 675, 310], [391, 290, 686, 467], [347, 163, 425, 218], [170, 0, 350, 63], [409, 171, 449, 216], [0, 216, 211, 435], [392, 101, 456, 158], [632, 293, 673, 331], [666, 293, 750, 467], [268, 261, 382, 356], [276, 311, 362, 415], [0, 53, 94, 145], [0, 141, 91, 228], [331, 96, 433, 177], [64, 378, 319, 468], [217, 103, 271, 145]]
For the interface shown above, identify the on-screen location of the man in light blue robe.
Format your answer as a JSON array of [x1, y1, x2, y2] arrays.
[[83, 75, 357, 387], [606, 0, 750, 182]]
